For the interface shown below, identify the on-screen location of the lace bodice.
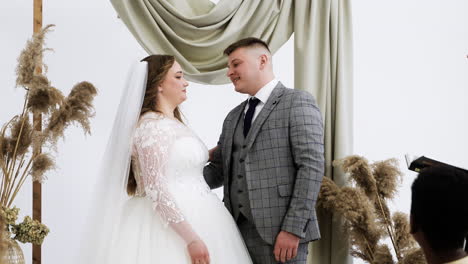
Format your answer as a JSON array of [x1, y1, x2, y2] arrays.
[[132, 112, 210, 244]]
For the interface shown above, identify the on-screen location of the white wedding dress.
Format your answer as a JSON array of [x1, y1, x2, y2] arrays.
[[106, 111, 252, 263]]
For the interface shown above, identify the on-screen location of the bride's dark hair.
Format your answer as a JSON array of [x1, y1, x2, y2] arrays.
[[127, 54, 184, 196]]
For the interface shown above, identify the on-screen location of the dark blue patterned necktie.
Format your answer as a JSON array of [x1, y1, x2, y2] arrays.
[[243, 97, 260, 137]]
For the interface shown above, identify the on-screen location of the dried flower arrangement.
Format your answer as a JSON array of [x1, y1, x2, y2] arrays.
[[318, 155, 426, 264], [0, 206, 48, 245], [0, 24, 97, 247]]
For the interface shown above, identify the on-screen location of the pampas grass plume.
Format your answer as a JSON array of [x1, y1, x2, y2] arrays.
[[27, 75, 64, 114], [317, 177, 339, 210], [10, 115, 33, 157], [372, 158, 402, 199], [374, 244, 394, 264], [0, 137, 12, 161], [399, 249, 426, 264], [393, 212, 415, 253], [15, 24, 54, 88], [334, 155, 378, 200], [46, 81, 97, 143], [31, 153, 54, 182], [337, 187, 382, 246], [66, 81, 97, 133]]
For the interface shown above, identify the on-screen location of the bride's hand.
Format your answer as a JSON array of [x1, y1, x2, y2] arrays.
[[187, 239, 210, 264], [208, 146, 218, 161]]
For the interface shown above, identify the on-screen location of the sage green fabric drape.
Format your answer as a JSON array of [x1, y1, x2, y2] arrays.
[[111, 0, 295, 84], [296, 2, 353, 264], [110, 1, 353, 263]]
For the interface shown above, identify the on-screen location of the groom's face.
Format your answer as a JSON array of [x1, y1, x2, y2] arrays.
[[227, 47, 261, 95]]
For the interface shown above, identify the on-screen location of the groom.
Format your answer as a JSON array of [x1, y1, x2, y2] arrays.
[[204, 37, 325, 264]]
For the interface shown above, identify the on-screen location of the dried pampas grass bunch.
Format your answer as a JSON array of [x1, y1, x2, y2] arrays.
[[0, 25, 97, 245], [318, 155, 426, 264]]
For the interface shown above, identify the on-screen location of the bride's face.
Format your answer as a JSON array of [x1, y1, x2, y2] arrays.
[[159, 61, 188, 106]]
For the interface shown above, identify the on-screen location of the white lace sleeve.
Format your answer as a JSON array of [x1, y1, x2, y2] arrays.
[[133, 117, 199, 244]]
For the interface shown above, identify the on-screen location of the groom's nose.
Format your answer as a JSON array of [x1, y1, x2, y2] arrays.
[[226, 67, 233, 78]]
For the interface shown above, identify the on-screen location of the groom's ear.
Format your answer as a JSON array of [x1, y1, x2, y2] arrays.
[[259, 54, 268, 69]]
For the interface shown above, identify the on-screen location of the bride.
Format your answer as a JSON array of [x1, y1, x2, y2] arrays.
[[78, 55, 252, 264]]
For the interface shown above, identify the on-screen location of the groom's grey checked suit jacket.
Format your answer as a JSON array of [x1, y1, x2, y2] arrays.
[[203, 82, 324, 245]]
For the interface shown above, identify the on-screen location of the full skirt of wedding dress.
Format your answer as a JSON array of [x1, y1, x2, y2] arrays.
[[106, 183, 252, 264]]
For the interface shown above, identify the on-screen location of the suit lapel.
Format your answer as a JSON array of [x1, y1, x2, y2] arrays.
[[245, 83, 285, 150]]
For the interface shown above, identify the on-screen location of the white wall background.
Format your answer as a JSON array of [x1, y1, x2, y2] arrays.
[[0, 0, 467, 263], [353, 1, 468, 263]]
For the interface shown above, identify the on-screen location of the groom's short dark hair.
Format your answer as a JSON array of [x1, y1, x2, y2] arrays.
[[224, 37, 271, 56]]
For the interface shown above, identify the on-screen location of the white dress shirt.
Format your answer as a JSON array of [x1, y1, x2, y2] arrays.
[[244, 79, 279, 123]]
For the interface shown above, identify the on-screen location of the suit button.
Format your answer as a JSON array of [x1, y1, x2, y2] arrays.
[[242, 145, 247, 149], [237, 189, 243, 193], [238, 204, 243, 208], [237, 175, 243, 179], [239, 158, 244, 163]]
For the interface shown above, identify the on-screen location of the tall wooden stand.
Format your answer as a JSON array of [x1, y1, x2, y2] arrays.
[[32, 0, 43, 263]]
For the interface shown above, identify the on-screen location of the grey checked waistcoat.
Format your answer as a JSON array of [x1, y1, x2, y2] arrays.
[[230, 113, 253, 221]]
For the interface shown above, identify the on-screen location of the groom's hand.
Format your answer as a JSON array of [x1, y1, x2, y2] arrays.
[[274, 231, 300, 263]]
